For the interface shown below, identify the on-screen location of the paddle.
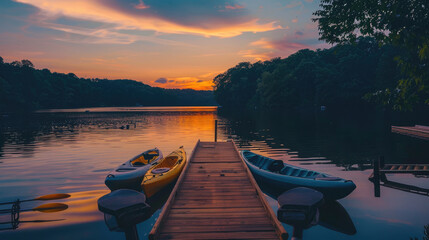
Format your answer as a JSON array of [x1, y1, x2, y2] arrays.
[[0, 203, 68, 214], [0, 219, 65, 225], [0, 194, 71, 205]]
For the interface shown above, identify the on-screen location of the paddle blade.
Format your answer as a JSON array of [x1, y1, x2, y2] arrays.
[[33, 203, 68, 213], [35, 194, 71, 201]]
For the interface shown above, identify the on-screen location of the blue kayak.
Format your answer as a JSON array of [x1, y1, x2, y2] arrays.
[[240, 150, 356, 200]]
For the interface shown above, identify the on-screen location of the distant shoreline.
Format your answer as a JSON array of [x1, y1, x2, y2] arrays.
[[34, 106, 219, 113]]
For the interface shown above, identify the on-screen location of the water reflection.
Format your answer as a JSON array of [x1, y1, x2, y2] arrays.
[[220, 109, 429, 167], [102, 184, 173, 233], [219, 109, 429, 240], [371, 177, 429, 197], [0, 107, 220, 240], [258, 181, 356, 238], [1, 107, 428, 239]]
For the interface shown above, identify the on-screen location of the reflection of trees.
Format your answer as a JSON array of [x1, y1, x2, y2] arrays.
[[425, 225, 429, 240], [410, 224, 429, 240], [220, 110, 429, 167]]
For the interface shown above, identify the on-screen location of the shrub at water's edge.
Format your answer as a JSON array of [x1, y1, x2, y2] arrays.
[[0, 58, 216, 112]]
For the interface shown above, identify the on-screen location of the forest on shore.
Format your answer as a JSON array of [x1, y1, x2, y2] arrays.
[[0, 57, 216, 112], [214, 37, 403, 113], [214, 0, 429, 114]]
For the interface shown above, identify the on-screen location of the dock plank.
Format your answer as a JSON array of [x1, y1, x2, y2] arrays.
[[392, 125, 429, 140], [149, 141, 287, 240]]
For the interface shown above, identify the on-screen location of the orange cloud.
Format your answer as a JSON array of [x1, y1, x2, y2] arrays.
[[225, 4, 245, 10], [250, 38, 275, 49], [152, 77, 213, 90], [244, 36, 315, 61], [292, 18, 298, 23], [238, 49, 273, 61], [15, 0, 280, 38]]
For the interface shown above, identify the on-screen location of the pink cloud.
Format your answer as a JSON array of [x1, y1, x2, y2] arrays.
[[285, 1, 302, 8], [238, 49, 273, 61], [245, 33, 328, 61], [225, 4, 245, 10], [250, 37, 308, 51], [14, 0, 280, 38], [134, 0, 149, 10]]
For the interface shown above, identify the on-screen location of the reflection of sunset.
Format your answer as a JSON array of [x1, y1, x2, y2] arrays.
[[19, 190, 109, 230], [0, 107, 222, 235], [1, 107, 429, 239]]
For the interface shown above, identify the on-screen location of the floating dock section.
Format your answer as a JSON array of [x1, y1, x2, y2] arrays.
[[391, 125, 429, 140], [149, 140, 288, 240]]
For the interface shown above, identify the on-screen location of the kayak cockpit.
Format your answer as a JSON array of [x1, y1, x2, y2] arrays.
[[131, 150, 160, 167], [242, 151, 334, 180]]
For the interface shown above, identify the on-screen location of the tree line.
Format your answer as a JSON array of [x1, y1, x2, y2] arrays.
[[215, 0, 428, 113], [214, 37, 406, 112], [0, 57, 216, 112]]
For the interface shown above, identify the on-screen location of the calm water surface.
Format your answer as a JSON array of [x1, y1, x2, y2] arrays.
[[0, 106, 428, 240]]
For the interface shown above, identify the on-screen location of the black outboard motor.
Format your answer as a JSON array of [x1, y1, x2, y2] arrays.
[[277, 187, 324, 240], [98, 189, 151, 240]]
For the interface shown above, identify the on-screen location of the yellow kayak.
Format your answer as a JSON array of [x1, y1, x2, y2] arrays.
[[142, 146, 186, 197]]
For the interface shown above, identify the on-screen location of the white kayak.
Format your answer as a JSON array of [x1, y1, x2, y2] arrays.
[[105, 148, 163, 191]]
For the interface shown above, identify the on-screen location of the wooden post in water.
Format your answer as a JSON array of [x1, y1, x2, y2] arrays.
[[372, 157, 381, 197], [379, 156, 387, 182], [373, 158, 380, 181], [214, 120, 218, 142]]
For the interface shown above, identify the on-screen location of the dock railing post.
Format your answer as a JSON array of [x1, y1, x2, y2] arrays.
[[214, 120, 218, 142]]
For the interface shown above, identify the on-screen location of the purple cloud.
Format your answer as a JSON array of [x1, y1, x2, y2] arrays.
[[155, 77, 168, 83]]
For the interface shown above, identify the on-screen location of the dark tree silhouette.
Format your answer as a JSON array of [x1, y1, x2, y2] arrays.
[[213, 37, 407, 112], [313, 0, 429, 110], [21, 60, 34, 68], [0, 58, 216, 112]]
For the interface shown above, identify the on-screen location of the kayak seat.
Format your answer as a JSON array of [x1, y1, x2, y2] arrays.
[[155, 156, 178, 169], [132, 155, 149, 166], [268, 160, 284, 172]]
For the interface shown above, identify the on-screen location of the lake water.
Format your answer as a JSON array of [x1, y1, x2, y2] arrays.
[[0, 106, 428, 240]]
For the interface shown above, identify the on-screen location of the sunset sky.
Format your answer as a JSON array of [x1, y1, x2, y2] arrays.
[[0, 0, 328, 90]]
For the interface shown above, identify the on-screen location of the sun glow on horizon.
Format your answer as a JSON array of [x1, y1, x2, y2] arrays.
[[0, 0, 326, 90]]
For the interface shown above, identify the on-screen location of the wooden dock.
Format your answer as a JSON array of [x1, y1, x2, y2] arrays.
[[149, 140, 288, 240], [380, 164, 429, 174], [391, 125, 429, 140]]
